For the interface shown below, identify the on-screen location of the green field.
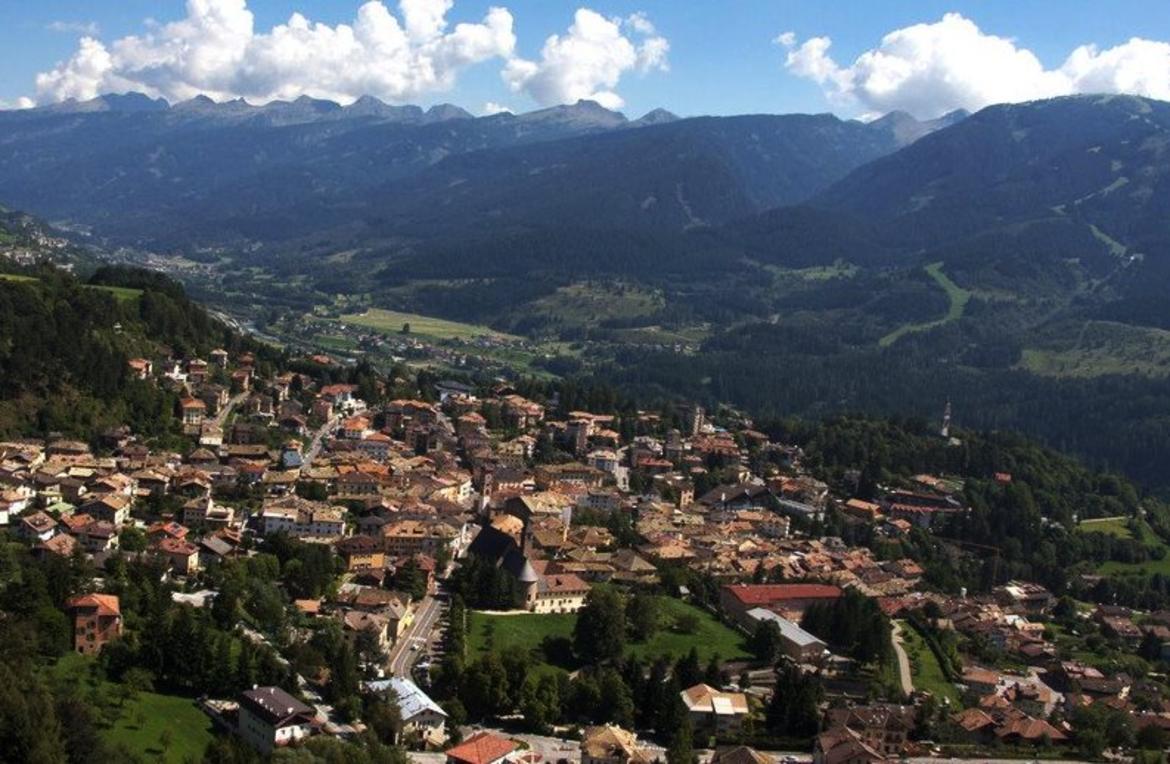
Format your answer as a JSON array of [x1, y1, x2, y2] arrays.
[[1097, 556, 1170, 576], [467, 597, 750, 667], [86, 284, 144, 302], [764, 261, 859, 283], [49, 653, 216, 762], [0, 274, 143, 303], [525, 282, 664, 328], [340, 308, 517, 341], [1020, 321, 1170, 378], [897, 620, 959, 704], [1077, 516, 1134, 539], [879, 262, 972, 347], [1078, 517, 1170, 576]]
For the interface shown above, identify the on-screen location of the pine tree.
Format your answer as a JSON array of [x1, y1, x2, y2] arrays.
[[236, 642, 257, 689], [666, 713, 697, 764], [674, 647, 702, 689], [703, 655, 723, 686]]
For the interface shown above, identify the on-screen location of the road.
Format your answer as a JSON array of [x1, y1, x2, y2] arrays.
[[387, 595, 443, 678], [890, 620, 914, 695], [213, 390, 249, 429], [303, 414, 340, 466]]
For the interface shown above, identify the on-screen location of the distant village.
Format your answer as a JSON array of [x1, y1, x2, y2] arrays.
[[2, 346, 1167, 763]]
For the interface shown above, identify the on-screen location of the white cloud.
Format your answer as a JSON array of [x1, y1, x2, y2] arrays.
[[0, 97, 36, 111], [34, 0, 516, 105], [626, 12, 655, 36], [481, 100, 512, 115], [779, 13, 1170, 119], [46, 20, 101, 36], [502, 8, 668, 110]]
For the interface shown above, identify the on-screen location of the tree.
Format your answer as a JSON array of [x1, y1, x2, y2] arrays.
[[365, 699, 403, 745], [626, 593, 661, 642], [519, 673, 563, 732], [460, 653, 510, 719], [574, 587, 626, 665], [1137, 722, 1166, 752], [801, 589, 891, 665], [703, 655, 724, 686], [750, 620, 784, 665], [598, 668, 635, 728], [393, 559, 428, 601], [1077, 728, 1106, 760], [665, 707, 697, 764], [119, 527, 148, 552], [120, 667, 154, 707], [766, 660, 822, 738], [674, 647, 702, 689], [674, 612, 701, 635], [328, 643, 360, 704], [1139, 630, 1163, 662], [56, 692, 111, 763], [657, 676, 686, 735], [211, 574, 243, 629]]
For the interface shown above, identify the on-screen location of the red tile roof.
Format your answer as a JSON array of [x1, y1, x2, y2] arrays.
[[66, 593, 121, 617], [445, 731, 518, 764], [724, 583, 843, 606]]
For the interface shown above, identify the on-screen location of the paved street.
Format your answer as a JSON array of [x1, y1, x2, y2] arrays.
[[213, 390, 248, 429], [890, 620, 914, 695], [388, 595, 443, 678], [303, 414, 340, 466]]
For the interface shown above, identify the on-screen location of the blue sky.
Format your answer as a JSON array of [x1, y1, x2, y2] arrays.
[[2, 1, 1169, 118]]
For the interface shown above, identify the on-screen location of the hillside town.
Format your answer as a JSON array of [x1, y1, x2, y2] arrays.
[[1, 346, 1167, 764]]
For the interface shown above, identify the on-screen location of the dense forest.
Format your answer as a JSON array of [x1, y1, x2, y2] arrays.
[[0, 264, 272, 444]]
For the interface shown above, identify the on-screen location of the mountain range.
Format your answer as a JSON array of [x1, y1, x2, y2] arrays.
[[2, 92, 1170, 489], [0, 93, 960, 246]]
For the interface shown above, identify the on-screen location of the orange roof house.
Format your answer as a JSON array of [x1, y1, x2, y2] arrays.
[[65, 593, 122, 655], [445, 731, 518, 764]]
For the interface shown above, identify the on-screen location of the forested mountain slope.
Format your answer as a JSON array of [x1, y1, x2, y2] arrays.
[[0, 95, 932, 247]]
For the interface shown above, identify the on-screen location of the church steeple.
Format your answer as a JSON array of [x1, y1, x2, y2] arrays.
[[940, 399, 952, 439]]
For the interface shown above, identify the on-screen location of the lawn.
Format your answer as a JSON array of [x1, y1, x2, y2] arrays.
[[628, 597, 750, 664], [897, 620, 960, 704], [86, 284, 144, 302], [467, 597, 750, 668], [105, 690, 216, 761], [340, 308, 516, 341], [879, 262, 971, 347], [468, 610, 576, 656], [1077, 516, 1134, 539], [48, 653, 216, 762]]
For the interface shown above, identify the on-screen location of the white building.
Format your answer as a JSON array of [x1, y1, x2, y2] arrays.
[[746, 607, 828, 661], [259, 496, 346, 540], [680, 683, 750, 736], [366, 677, 448, 743], [237, 686, 316, 754]]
